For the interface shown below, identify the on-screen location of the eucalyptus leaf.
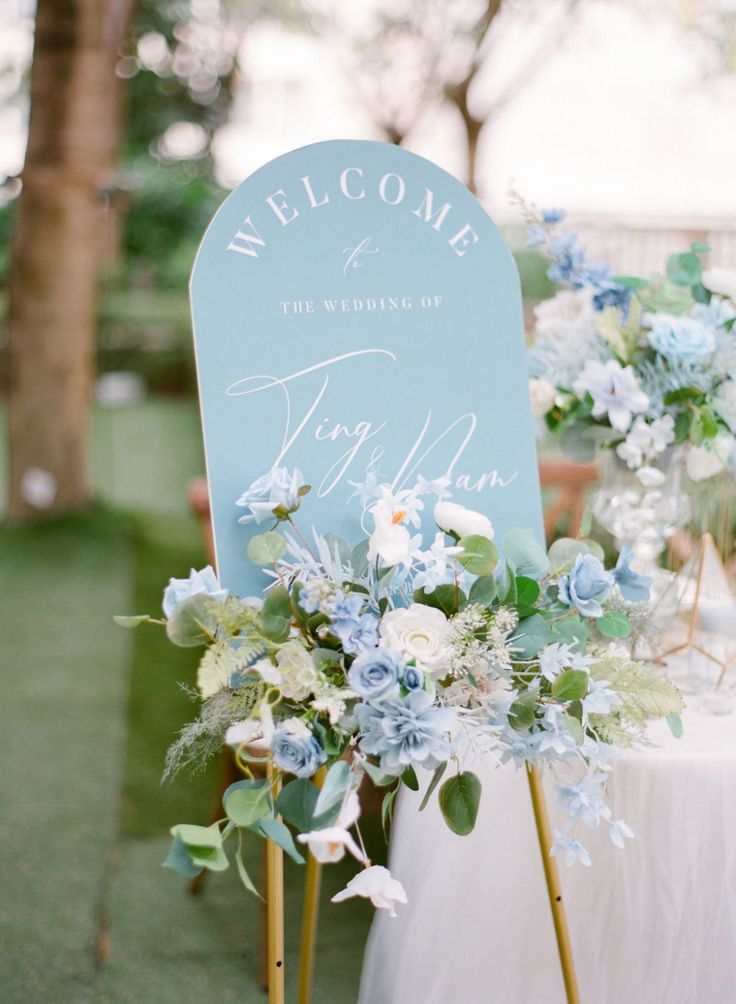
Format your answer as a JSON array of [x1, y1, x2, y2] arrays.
[[547, 537, 604, 573], [223, 780, 271, 827], [667, 714, 684, 739], [503, 528, 549, 578], [171, 822, 222, 850], [253, 817, 305, 864], [276, 778, 320, 832], [114, 614, 156, 628], [597, 611, 632, 639], [509, 690, 538, 731], [562, 712, 585, 745], [166, 595, 219, 648], [382, 786, 398, 835], [361, 759, 395, 787], [235, 837, 264, 899], [418, 761, 448, 812], [438, 772, 481, 836], [468, 575, 496, 606], [511, 613, 555, 659], [351, 539, 370, 578], [247, 531, 286, 566], [162, 834, 203, 878], [457, 535, 498, 576], [314, 760, 350, 817], [413, 584, 464, 616]]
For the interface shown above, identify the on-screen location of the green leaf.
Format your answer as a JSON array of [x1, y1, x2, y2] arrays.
[[419, 761, 448, 812], [438, 772, 481, 836], [457, 535, 498, 576], [314, 760, 350, 817], [324, 532, 352, 566], [351, 539, 370, 578], [666, 713, 684, 739], [551, 669, 589, 702], [401, 765, 419, 791], [515, 576, 540, 613], [247, 531, 286, 566], [690, 241, 712, 254], [551, 615, 588, 653], [171, 823, 222, 850], [261, 584, 292, 642], [667, 250, 702, 287], [511, 613, 555, 659], [223, 780, 271, 827], [503, 528, 549, 578], [612, 274, 649, 290], [413, 583, 464, 616], [162, 834, 202, 878], [235, 836, 264, 899], [114, 614, 156, 628], [276, 778, 320, 832], [663, 386, 704, 406], [361, 759, 395, 787], [547, 537, 604, 573], [166, 595, 218, 647], [252, 817, 305, 864], [597, 611, 632, 638], [562, 712, 584, 745], [468, 575, 496, 606], [508, 690, 538, 731], [382, 786, 398, 836]]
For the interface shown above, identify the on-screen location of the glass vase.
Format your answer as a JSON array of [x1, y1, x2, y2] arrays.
[[591, 447, 692, 584]]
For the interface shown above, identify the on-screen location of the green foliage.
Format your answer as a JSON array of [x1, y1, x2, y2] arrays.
[[439, 772, 481, 836], [314, 760, 350, 817], [547, 537, 604, 574], [252, 817, 305, 864], [589, 658, 684, 746], [260, 586, 292, 642], [413, 583, 465, 616], [457, 535, 498, 576], [503, 528, 549, 578], [551, 669, 589, 702], [419, 762, 447, 811], [223, 779, 271, 826], [511, 613, 555, 659], [596, 611, 632, 638], [508, 689, 538, 731], [276, 778, 321, 832], [248, 531, 286, 566]]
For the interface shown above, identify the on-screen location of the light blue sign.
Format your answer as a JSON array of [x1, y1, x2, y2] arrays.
[[190, 140, 542, 594]]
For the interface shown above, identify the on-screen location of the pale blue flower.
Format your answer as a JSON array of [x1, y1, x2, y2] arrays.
[[558, 776, 610, 827], [551, 831, 592, 867], [614, 545, 652, 603], [691, 296, 736, 330], [162, 565, 228, 617], [538, 641, 595, 682], [548, 233, 587, 285], [326, 590, 365, 635], [591, 278, 631, 314], [348, 649, 404, 701], [271, 722, 327, 778], [647, 314, 716, 362], [526, 224, 547, 247], [573, 359, 649, 432], [541, 208, 566, 225], [558, 553, 614, 618], [340, 614, 380, 656], [236, 467, 306, 524], [355, 690, 456, 774], [609, 818, 635, 848], [402, 665, 426, 692], [582, 679, 622, 716]]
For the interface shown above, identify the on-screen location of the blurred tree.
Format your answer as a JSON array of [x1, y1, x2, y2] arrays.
[[6, 0, 135, 521]]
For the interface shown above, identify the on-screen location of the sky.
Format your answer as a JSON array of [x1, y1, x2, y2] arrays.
[[1, 0, 735, 221]]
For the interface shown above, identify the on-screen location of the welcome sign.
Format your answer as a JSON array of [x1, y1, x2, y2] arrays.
[[190, 140, 543, 594]]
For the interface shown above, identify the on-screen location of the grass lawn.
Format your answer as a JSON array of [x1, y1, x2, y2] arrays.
[[1, 396, 377, 1003]]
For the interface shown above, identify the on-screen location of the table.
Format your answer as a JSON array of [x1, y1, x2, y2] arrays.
[[358, 706, 736, 1004]]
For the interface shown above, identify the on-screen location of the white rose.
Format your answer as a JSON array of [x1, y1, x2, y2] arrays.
[[274, 642, 318, 700], [702, 267, 736, 302], [714, 380, 736, 433], [434, 501, 494, 540], [379, 603, 451, 676], [529, 378, 557, 418], [686, 434, 735, 482]]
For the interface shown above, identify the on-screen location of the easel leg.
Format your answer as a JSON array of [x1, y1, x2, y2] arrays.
[[266, 764, 285, 1004], [297, 765, 326, 1004], [527, 765, 581, 1004]]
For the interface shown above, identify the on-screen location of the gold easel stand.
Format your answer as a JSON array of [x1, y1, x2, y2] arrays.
[[657, 531, 736, 687], [266, 763, 285, 1004], [296, 766, 581, 1004], [527, 764, 581, 1004]]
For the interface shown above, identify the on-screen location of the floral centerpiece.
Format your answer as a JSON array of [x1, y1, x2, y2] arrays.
[[525, 208, 736, 485], [118, 469, 682, 914]]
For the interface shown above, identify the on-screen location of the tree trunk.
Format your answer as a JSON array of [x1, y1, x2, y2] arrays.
[[6, 0, 133, 521]]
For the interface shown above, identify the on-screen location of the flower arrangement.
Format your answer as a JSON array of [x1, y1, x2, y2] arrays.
[[118, 469, 682, 914], [525, 207, 736, 484]]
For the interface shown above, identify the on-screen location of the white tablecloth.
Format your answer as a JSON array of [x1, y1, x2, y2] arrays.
[[358, 707, 736, 1004]]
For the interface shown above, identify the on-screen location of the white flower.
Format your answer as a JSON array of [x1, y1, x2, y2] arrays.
[[379, 603, 452, 676], [686, 434, 735, 481], [434, 501, 494, 540], [529, 378, 557, 418], [297, 791, 366, 864], [534, 288, 595, 341], [413, 532, 463, 592], [609, 818, 635, 849], [331, 865, 408, 916], [713, 380, 736, 433], [702, 266, 736, 301], [616, 415, 674, 470], [636, 466, 666, 487], [224, 719, 261, 747], [273, 642, 318, 700], [367, 499, 420, 567], [236, 466, 306, 524], [573, 359, 649, 432]]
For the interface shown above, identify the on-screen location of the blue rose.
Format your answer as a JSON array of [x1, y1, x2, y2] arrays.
[[558, 553, 614, 618], [348, 649, 403, 701], [647, 314, 716, 361], [614, 545, 652, 603], [355, 691, 456, 775], [402, 665, 426, 692], [270, 722, 327, 778], [162, 565, 228, 617]]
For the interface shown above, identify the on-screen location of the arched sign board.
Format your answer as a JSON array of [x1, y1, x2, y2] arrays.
[[190, 140, 543, 595]]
